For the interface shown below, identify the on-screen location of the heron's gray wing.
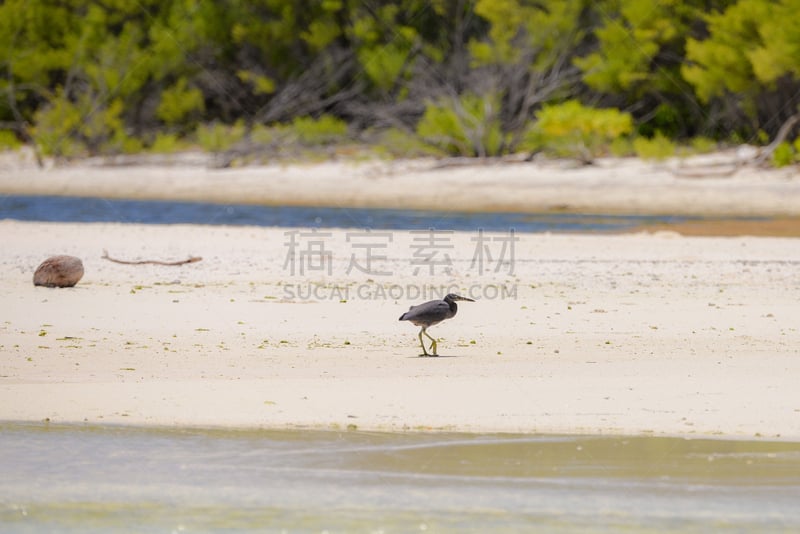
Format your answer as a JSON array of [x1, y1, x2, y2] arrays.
[[399, 303, 417, 321], [430, 301, 450, 313], [415, 300, 450, 318]]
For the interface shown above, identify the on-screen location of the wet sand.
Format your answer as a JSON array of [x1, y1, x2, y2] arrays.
[[1, 220, 798, 438], [638, 217, 800, 237]]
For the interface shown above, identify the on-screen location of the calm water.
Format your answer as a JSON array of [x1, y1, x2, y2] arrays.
[[1, 423, 799, 533], [0, 195, 696, 232]]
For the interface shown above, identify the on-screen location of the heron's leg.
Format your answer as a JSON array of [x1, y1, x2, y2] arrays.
[[418, 328, 429, 356], [422, 329, 438, 356]]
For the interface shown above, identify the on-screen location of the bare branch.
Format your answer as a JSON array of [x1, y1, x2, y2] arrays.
[[255, 49, 360, 123], [101, 250, 202, 266], [754, 112, 800, 166]]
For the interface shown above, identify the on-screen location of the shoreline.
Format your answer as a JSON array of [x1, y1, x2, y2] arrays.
[[2, 221, 798, 439], [2, 150, 800, 217], [5, 419, 800, 443]]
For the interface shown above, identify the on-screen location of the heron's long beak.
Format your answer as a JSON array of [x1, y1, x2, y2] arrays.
[[456, 295, 475, 302]]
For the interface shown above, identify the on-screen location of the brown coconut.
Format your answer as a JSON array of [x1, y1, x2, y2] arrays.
[[33, 255, 84, 288]]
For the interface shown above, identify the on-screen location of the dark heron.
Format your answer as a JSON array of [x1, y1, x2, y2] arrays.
[[399, 293, 474, 356]]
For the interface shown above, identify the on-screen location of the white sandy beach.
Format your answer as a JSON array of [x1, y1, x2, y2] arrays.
[[1, 219, 798, 438]]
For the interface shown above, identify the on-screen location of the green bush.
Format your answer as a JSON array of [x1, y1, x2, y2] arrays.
[[156, 78, 204, 125], [31, 94, 87, 157], [609, 137, 633, 157], [31, 90, 135, 157], [0, 130, 22, 150], [358, 44, 411, 91], [772, 141, 795, 168], [516, 125, 545, 155], [416, 93, 506, 157], [637, 103, 685, 139], [369, 127, 443, 158], [689, 136, 717, 154], [195, 121, 246, 152], [633, 132, 676, 161], [288, 115, 348, 145], [114, 133, 144, 154], [532, 100, 633, 162], [250, 123, 285, 145], [149, 132, 186, 153], [236, 70, 276, 95]]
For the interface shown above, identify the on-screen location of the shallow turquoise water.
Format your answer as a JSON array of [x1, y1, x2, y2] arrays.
[[1, 423, 799, 532]]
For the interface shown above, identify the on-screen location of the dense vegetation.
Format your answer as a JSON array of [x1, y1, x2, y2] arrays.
[[1, 0, 799, 165]]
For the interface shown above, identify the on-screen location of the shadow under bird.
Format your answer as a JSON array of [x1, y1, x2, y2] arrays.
[[399, 293, 475, 356]]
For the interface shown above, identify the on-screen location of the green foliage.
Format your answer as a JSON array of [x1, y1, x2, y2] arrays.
[[34, 91, 138, 157], [196, 121, 246, 152], [682, 0, 774, 103], [416, 93, 506, 157], [682, 0, 800, 102], [250, 124, 283, 146], [358, 44, 412, 91], [573, 1, 733, 141], [0, 0, 208, 157], [576, 1, 710, 96], [772, 142, 796, 167], [349, 4, 421, 91], [157, 78, 205, 125], [32, 91, 89, 157], [748, 1, 800, 84], [0, 131, 22, 150], [516, 125, 545, 155], [638, 104, 684, 138], [471, 0, 584, 68], [0, 0, 797, 160], [117, 135, 144, 155], [301, 17, 342, 52], [633, 133, 677, 161], [610, 137, 634, 157], [149, 132, 186, 154], [236, 71, 277, 95], [532, 100, 633, 161], [689, 136, 717, 154], [288, 115, 348, 145], [0, 0, 76, 91], [370, 128, 444, 158]]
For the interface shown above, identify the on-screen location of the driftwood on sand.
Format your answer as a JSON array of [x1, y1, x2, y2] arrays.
[[34, 255, 84, 287], [667, 112, 800, 179], [101, 250, 202, 266]]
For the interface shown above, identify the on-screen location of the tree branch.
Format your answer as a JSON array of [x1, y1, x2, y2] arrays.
[[101, 250, 202, 266], [754, 112, 800, 166]]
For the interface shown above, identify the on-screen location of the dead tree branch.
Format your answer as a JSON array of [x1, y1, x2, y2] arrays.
[[753, 112, 800, 166], [101, 250, 202, 266]]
